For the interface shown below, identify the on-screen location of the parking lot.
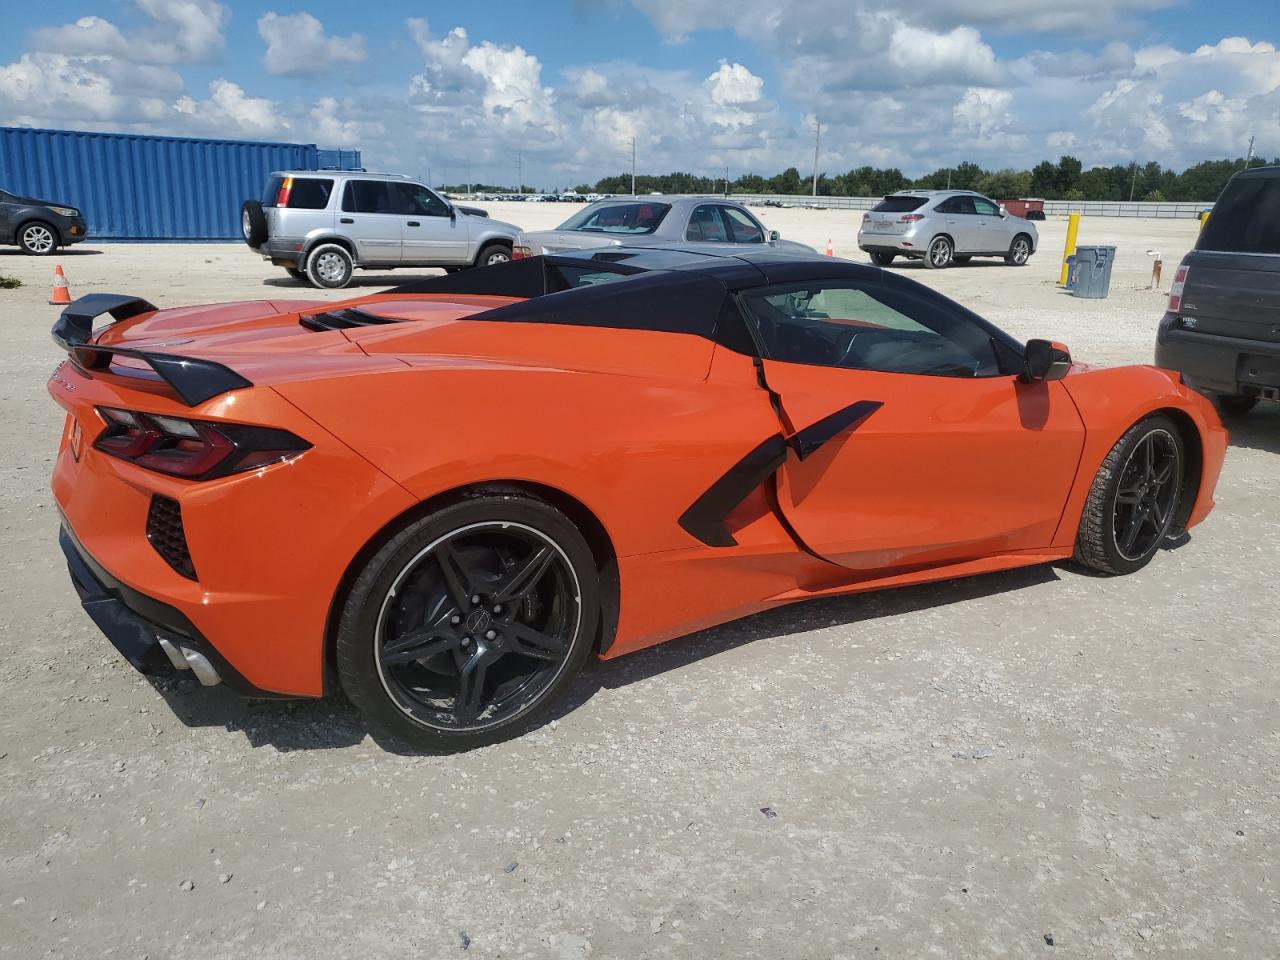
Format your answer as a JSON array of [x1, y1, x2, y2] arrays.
[[2, 208, 1277, 958]]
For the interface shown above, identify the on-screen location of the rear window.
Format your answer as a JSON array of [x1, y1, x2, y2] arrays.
[[872, 196, 927, 213], [1199, 175, 1280, 255], [261, 176, 333, 209], [557, 202, 671, 234]]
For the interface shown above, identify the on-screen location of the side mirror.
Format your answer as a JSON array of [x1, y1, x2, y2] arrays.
[[449, 205, 457, 221], [768, 230, 780, 241], [998, 205, 1008, 217], [1022, 339, 1072, 382]]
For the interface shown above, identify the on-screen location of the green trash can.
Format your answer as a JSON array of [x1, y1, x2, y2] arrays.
[[1073, 245, 1117, 299]]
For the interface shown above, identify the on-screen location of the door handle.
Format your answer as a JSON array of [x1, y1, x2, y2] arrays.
[[407, 221, 420, 227], [340, 217, 354, 224]]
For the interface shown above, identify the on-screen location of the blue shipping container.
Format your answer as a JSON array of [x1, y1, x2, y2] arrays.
[[0, 126, 362, 241]]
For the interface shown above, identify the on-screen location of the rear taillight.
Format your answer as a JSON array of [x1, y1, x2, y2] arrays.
[[861, 213, 870, 222], [899, 214, 924, 223], [94, 408, 310, 480], [276, 176, 294, 208], [1168, 265, 1189, 313], [511, 245, 533, 260]]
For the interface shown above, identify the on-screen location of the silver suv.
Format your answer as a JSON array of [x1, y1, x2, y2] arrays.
[[857, 190, 1038, 269], [241, 171, 521, 288]]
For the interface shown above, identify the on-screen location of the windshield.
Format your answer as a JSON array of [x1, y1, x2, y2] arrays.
[[556, 202, 671, 234], [872, 196, 927, 213]]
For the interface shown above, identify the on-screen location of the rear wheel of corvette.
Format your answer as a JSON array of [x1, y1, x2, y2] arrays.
[[336, 493, 599, 750], [1074, 414, 1185, 575], [306, 243, 353, 289]]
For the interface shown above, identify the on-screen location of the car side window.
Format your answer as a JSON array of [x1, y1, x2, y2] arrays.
[[973, 197, 1000, 216], [342, 180, 394, 214], [720, 206, 765, 243], [738, 281, 1002, 378], [394, 183, 451, 218], [686, 205, 728, 242]]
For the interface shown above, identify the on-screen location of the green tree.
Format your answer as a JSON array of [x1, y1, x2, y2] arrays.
[[978, 169, 1033, 199]]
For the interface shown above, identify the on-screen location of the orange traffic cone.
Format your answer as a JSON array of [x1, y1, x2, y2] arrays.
[[49, 265, 72, 306], [825, 239, 834, 257]]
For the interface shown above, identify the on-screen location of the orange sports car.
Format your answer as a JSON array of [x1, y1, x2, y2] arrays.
[[49, 248, 1227, 749]]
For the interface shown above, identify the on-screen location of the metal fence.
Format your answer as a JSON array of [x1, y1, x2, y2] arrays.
[[0, 127, 362, 240], [724, 194, 1211, 219]]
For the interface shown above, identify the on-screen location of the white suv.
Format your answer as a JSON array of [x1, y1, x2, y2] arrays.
[[241, 171, 522, 288], [857, 190, 1038, 269]]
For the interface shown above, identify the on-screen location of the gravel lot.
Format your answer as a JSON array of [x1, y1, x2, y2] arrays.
[[1, 207, 1276, 959]]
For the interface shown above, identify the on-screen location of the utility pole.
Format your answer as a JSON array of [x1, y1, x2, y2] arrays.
[[427, 165, 432, 189], [1244, 135, 1256, 170], [725, 164, 729, 197], [517, 151, 522, 193], [811, 118, 821, 197], [1129, 162, 1138, 201], [630, 137, 636, 197], [946, 169, 952, 189], [466, 160, 471, 195]]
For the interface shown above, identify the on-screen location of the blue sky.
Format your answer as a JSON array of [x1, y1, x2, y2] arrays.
[[1, 1, 1277, 187]]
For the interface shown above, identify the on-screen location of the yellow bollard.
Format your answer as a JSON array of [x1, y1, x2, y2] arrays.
[[1059, 212, 1080, 286], [1199, 210, 1210, 231]]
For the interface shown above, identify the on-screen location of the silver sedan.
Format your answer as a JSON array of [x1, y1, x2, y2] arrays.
[[514, 196, 814, 257]]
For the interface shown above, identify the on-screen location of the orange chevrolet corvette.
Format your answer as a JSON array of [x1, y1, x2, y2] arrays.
[[49, 248, 1227, 749]]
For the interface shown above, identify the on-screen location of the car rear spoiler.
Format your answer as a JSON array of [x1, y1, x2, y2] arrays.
[[52, 294, 253, 406]]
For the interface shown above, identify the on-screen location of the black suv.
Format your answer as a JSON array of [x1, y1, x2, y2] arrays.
[[1156, 165, 1280, 416], [0, 188, 87, 255]]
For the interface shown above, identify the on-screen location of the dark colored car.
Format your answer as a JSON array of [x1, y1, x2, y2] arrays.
[[1156, 165, 1280, 416], [0, 188, 87, 255]]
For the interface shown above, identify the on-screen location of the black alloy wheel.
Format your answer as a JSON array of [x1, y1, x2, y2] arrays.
[[1074, 415, 1185, 575], [337, 494, 598, 750]]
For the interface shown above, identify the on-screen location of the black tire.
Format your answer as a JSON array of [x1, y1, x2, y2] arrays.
[[305, 243, 353, 289], [17, 220, 58, 255], [1073, 414, 1185, 575], [1211, 393, 1257, 418], [869, 251, 896, 266], [953, 255, 972, 264], [284, 266, 309, 284], [241, 200, 268, 248], [336, 492, 600, 751], [924, 235, 953, 269], [473, 242, 512, 269], [1005, 234, 1032, 266]]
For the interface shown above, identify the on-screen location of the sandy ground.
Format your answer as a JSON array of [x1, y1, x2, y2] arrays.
[[0, 208, 1277, 959]]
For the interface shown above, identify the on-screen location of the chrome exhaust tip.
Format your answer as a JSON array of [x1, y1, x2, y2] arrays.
[[158, 636, 222, 687]]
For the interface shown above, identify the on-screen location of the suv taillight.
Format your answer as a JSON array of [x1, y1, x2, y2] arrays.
[[94, 408, 310, 480], [899, 214, 924, 222], [512, 245, 533, 260], [1168, 265, 1189, 313], [276, 176, 294, 207]]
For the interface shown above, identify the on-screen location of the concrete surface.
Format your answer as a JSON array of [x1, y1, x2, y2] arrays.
[[0, 209, 1277, 959]]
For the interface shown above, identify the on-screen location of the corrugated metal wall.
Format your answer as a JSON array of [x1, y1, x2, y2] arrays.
[[0, 127, 362, 240]]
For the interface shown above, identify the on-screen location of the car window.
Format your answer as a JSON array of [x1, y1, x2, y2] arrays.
[[738, 281, 1001, 378], [686, 205, 728, 242], [262, 176, 333, 209], [1199, 176, 1280, 255], [551, 265, 632, 289], [872, 196, 927, 213], [393, 183, 451, 217], [343, 180, 395, 214], [557, 202, 671, 234], [973, 197, 1001, 216], [937, 196, 976, 215], [721, 206, 765, 243]]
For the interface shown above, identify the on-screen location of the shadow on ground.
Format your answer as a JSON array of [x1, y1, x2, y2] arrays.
[[0, 248, 103, 257], [1223, 404, 1280, 455], [261, 272, 444, 290], [151, 562, 1061, 755]]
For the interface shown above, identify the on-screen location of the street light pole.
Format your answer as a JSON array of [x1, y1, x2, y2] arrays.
[[517, 151, 522, 193], [811, 118, 821, 197], [630, 137, 636, 197]]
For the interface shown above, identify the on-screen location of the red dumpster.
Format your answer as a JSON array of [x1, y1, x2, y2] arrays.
[[999, 198, 1046, 220]]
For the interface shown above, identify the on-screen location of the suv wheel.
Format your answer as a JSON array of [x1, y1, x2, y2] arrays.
[[475, 243, 512, 268], [925, 235, 953, 269], [1005, 234, 1032, 266], [869, 251, 895, 266], [306, 243, 353, 289], [285, 267, 308, 284], [18, 221, 57, 256]]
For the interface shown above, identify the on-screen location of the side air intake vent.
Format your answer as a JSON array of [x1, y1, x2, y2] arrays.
[[147, 495, 197, 580]]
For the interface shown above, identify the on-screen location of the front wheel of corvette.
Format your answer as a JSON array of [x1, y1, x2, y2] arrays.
[[1074, 414, 1185, 575], [336, 493, 599, 750]]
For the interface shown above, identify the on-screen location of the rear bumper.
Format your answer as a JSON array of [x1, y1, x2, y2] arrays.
[[259, 238, 303, 266], [1156, 315, 1280, 398], [859, 241, 920, 256], [60, 522, 288, 697]]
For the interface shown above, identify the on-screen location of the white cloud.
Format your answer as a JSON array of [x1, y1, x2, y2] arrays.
[[258, 13, 366, 77], [173, 80, 280, 137], [32, 1, 228, 65]]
